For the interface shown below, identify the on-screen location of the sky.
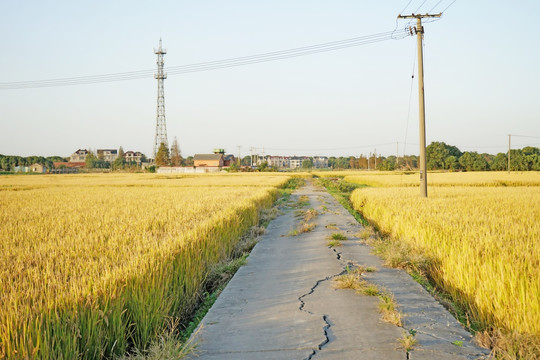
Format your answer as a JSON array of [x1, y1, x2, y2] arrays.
[[1, 0, 539, 158]]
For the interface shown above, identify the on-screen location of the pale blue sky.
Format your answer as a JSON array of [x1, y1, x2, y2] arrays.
[[1, 0, 539, 158]]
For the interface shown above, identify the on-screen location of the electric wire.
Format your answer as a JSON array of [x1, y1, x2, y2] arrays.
[[399, 0, 414, 15], [259, 142, 399, 152], [0, 29, 411, 90], [510, 135, 540, 139], [441, 0, 457, 13], [428, 0, 445, 13], [414, 0, 429, 13]]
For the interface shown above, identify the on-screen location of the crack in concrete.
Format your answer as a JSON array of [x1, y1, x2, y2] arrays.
[[331, 247, 342, 260], [299, 267, 349, 360]]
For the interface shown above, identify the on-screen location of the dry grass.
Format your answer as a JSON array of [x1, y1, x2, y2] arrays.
[[355, 226, 375, 240], [299, 222, 317, 233], [329, 232, 347, 241], [398, 330, 418, 352], [333, 267, 379, 296], [325, 223, 339, 230], [327, 239, 342, 248], [378, 293, 403, 326], [476, 329, 540, 360], [303, 208, 318, 222]]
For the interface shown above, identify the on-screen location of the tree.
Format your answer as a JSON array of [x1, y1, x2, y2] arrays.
[[241, 156, 251, 166], [155, 142, 170, 166], [459, 151, 488, 171], [426, 142, 462, 170], [445, 155, 460, 171], [85, 150, 97, 169], [170, 137, 182, 167], [302, 158, 313, 169], [379, 156, 396, 171], [491, 153, 508, 171], [184, 156, 194, 167], [114, 146, 126, 169]]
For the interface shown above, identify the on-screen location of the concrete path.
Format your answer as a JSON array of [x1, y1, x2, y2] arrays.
[[187, 182, 489, 359]]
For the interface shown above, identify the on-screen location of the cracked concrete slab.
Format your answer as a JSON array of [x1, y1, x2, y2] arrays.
[[186, 181, 490, 359]]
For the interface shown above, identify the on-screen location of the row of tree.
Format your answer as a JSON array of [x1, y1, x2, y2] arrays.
[[154, 138, 185, 167], [0, 155, 67, 171], [424, 142, 540, 171], [3, 142, 539, 172], [315, 143, 540, 171]]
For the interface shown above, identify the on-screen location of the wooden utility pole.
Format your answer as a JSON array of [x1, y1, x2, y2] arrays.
[[237, 145, 241, 166], [396, 141, 399, 170], [398, 13, 441, 197], [508, 134, 511, 173]]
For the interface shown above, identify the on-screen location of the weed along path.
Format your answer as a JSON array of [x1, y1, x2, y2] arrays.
[[187, 181, 489, 360]]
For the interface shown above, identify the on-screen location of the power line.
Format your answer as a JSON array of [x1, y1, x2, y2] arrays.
[[0, 29, 411, 90], [428, 0, 445, 13], [414, 0, 429, 13], [511, 134, 540, 139], [441, 0, 458, 13], [260, 142, 401, 152]]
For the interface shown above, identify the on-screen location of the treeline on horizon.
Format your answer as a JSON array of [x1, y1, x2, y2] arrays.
[[330, 142, 540, 171], [0, 155, 67, 171], [1, 142, 540, 172], [326, 142, 540, 171]]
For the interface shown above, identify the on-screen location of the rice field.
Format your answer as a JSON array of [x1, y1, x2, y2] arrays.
[[343, 170, 540, 187], [0, 173, 291, 359], [348, 172, 540, 350]]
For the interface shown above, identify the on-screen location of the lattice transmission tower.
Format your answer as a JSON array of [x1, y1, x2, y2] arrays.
[[153, 38, 168, 159]]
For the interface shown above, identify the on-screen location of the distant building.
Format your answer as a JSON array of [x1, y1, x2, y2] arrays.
[[97, 149, 118, 162], [313, 156, 329, 168], [70, 149, 88, 162], [51, 161, 83, 174], [263, 155, 290, 169], [30, 163, 47, 173], [289, 156, 306, 169], [124, 151, 143, 164], [193, 154, 224, 167], [14, 166, 29, 173], [223, 154, 236, 167], [193, 149, 235, 168]]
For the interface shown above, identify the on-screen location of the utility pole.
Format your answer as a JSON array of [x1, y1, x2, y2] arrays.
[[368, 152, 371, 171], [508, 134, 511, 173], [237, 145, 241, 166], [396, 141, 399, 170], [398, 13, 441, 197], [374, 149, 377, 170], [153, 38, 168, 159]]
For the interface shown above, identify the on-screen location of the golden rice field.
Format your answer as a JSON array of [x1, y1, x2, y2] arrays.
[[348, 172, 540, 343], [341, 170, 540, 187], [0, 173, 291, 359]]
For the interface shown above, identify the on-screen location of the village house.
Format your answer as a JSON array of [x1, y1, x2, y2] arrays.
[[289, 156, 307, 169], [97, 149, 118, 162], [123, 151, 143, 164], [193, 154, 224, 167], [70, 149, 88, 162], [313, 156, 329, 168], [193, 149, 235, 168], [30, 163, 47, 173], [263, 155, 290, 169]]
